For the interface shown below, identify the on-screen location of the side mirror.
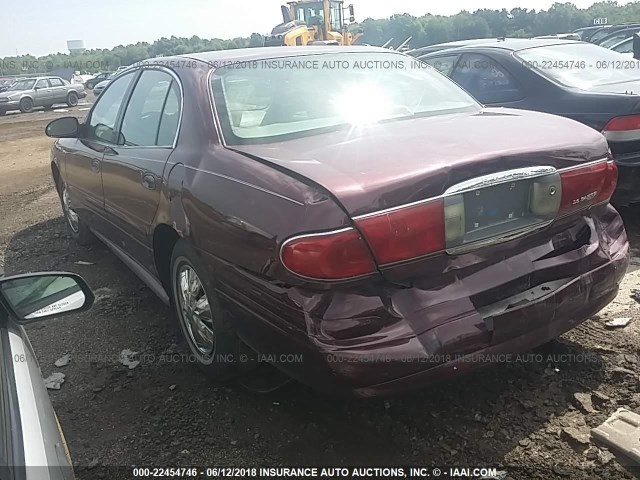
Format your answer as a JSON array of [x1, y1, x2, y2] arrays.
[[46, 117, 79, 138], [0, 272, 94, 324]]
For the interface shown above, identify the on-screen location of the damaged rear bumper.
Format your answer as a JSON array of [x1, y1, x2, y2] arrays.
[[216, 205, 629, 397], [355, 248, 627, 397]]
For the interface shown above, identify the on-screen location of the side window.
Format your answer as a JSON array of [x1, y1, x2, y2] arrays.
[[421, 55, 460, 76], [49, 78, 64, 87], [120, 70, 178, 147], [451, 53, 524, 105], [35, 79, 50, 89], [157, 82, 181, 147], [87, 71, 136, 144]]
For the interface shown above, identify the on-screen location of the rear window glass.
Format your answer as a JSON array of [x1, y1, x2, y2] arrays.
[[211, 52, 480, 145], [515, 43, 640, 89]]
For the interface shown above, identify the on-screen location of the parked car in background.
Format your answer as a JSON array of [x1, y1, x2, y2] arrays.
[[0, 271, 94, 479], [573, 25, 607, 41], [92, 77, 111, 96], [0, 79, 16, 93], [610, 36, 634, 54], [595, 26, 640, 48], [579, 23, 640, 45], [84, 71, 111, 90], [417, 38, 640, 205], [534, 33, 581, 40], [0, 76, 86, 115], [92, 67, 130, 96], [407, 38, 505, 57], [45, 46, 628, 397]]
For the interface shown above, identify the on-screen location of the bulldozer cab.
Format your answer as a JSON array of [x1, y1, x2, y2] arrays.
[[291, 1, 345, 32], [265, 0, 361, 47]]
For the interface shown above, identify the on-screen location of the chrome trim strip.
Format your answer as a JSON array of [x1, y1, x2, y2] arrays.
[[183, 165, 304, 206], [207, 68, 227, 147], [279, 228, 376, 282], [443, 166, 557, 195]]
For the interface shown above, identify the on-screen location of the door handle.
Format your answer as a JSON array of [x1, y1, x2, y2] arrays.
[[142, 173, 156, 190], [91, 158, 101, 173]]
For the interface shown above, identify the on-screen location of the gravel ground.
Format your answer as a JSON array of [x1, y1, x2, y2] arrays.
[[1, 109, 640, 479]]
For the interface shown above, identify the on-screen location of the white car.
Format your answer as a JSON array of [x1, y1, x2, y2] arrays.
[[0, 272, 94, 480]]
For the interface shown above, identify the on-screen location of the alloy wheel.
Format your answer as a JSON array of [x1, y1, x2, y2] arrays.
[[176, 265, 215, 356]]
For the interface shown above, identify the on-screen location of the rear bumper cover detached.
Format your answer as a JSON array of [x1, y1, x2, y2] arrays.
[[216, 204, 629, 397]]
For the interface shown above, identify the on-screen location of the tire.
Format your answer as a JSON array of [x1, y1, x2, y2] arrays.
[[19, 97, 34, 113], [66, 91, 78, 107], [58, 182, 95, 245], [170, 240, 241, 382]]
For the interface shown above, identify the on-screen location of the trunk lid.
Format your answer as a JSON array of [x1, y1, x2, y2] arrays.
[[232, 108, 609, 217]]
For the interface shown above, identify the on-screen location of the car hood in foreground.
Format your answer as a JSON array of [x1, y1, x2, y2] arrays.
[[231, 108, 609, 216]]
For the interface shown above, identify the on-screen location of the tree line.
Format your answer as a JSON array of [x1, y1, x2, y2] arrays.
[[1, 1, 639, 76]]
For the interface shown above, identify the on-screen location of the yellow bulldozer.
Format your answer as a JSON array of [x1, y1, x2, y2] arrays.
[[264, 0, 363, 47]]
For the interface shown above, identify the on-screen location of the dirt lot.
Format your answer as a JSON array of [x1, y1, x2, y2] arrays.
[[2, 107, 640, 479]]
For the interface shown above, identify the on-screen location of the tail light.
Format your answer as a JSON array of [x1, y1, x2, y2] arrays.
[[280, 228, 376, 280], [355, 199, 445, 265], [559, 160, 617, 215], [603, 115, 640, 142], [281, 161, 617, 278]]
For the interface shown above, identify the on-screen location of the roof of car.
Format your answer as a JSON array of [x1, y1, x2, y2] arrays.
[[176, 45, 394, 63], [414, 38, 585, 55]]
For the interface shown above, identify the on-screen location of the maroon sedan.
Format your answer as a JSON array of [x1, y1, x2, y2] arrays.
[[45, 47, 629, 397]]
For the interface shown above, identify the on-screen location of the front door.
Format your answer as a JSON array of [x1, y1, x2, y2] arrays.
[[64, 71, 138, 222], [33, 78, 52, 106], [101, 68, 182, 270]]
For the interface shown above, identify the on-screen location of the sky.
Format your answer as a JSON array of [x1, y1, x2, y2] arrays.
[[0, 0, 628, 57]]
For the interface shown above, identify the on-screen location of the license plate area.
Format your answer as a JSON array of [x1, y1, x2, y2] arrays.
[[444, 167, 561, 252]]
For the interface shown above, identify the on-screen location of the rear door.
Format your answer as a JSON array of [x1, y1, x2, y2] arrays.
[[47, 78, 68, 104], [100, 67, 182, 269]]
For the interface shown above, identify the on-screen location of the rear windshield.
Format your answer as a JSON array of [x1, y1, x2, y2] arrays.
[[211, 52, 481, 144], [515, 43, 640, 89]]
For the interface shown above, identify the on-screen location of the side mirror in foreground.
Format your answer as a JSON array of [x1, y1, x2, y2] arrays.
[[0, 272, 94, 324]]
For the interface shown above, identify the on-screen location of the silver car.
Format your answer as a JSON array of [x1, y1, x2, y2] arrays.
[[0, 77, 87, 115], [0, 272, 94, 479]]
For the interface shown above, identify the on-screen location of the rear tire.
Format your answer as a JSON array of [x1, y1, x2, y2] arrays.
[[170, 240, 241, 382], [66, 91, 78, 107], [58, 182, 95, 245], [19, 97, 33, 113]]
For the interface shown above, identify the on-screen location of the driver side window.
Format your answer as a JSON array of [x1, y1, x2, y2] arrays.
[[87, 71, 136, 144]]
